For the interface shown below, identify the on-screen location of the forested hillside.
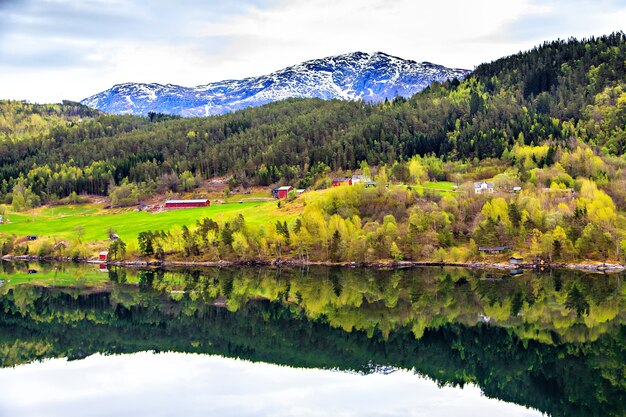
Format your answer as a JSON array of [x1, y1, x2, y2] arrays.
[[1, 33, 626, 264], [0, 33, 623, 202]]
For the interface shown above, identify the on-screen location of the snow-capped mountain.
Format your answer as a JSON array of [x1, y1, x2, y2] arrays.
[[81, 52, 470, 117]]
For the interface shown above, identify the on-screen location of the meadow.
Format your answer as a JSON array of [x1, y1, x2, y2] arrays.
[[0, 199, 297, 246]]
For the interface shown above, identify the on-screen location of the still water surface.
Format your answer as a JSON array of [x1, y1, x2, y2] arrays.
[[0, 262, 623, 417], [0, 352, 540, 417]]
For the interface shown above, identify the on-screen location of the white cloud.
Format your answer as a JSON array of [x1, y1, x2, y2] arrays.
[[0, 0, 623, 103], [198, 0, 546, 70], [0, 352, 543, 417]]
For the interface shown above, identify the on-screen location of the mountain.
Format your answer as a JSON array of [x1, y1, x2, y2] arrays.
[[81, 52, 470, 117]]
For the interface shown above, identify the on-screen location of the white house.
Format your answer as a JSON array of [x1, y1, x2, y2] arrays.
[[474, 182, 495, 194], [351, 175, 371, 184]]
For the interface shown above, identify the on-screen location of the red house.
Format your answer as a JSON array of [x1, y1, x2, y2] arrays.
[[164, 199, 210, 209], [332, 178, 352, 187], [275, 186, 294, 199], [99, 251, 108, 261]]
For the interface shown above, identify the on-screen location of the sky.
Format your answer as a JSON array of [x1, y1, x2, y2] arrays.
[[0, 0, 624, 103], [0, 352, 542, 417]]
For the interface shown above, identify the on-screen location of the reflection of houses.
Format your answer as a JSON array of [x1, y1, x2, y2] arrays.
[[479, 246, 510, 254], [272, 186, 294, 199], [474, 182, 494, 194], [164, 199, 210, 209], [480, 275, 503, 281], [478, 313, 492, 323], [332, 178, 353, 187]]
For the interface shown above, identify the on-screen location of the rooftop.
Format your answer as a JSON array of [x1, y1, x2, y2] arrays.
[[165, 199, 209, 204]]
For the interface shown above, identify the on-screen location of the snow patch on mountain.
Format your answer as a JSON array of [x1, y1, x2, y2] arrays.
[[81, 52, 470, 117]]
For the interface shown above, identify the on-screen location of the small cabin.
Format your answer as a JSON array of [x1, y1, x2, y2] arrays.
[[474, 182, 495, 194], [296, 189, 305, 196], [273, 186, 294, 199], [512, 186, 522, 193], [509, 256, 524, 264], [479, 246, 510, 254], [99, 251, 108, 261], [164, 199, 210, 209], [332, 178, 353, 187]]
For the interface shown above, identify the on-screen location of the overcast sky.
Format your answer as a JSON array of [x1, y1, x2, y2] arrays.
[[0, 0, 624, 103]]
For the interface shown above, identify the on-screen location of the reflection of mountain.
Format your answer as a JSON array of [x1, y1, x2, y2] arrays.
[[0, 263, 624, 417]]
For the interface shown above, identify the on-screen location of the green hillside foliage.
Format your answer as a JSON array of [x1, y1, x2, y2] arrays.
[[0, 100, 101, 142], [0, 33, 623, 203], [1, 34, 626, 263]]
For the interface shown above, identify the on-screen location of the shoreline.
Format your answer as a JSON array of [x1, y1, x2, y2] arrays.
[[3, 255, 624, 274]]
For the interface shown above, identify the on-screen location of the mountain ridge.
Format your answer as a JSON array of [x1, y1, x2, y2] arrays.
[[81, 51, 470, 116]]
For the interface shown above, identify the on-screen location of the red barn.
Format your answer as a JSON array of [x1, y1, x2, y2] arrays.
[[276, 186, 294, 199], [164, 199, 210, 209], [332, 178, 352, 187], [99, 251, 108, 261]]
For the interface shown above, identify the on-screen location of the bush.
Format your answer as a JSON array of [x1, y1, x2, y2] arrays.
[[14, 244, 29, 255], [109, 181, 140, 207], [37, 240, 54, 258], [68, 242, 88, 261]]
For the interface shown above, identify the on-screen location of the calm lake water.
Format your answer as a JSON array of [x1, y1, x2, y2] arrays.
[[0, 262, 623, 417]]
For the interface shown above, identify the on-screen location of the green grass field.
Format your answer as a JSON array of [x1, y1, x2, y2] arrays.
[[0, 200, 297, 245], [402, 181, 457, 195], [422, 181, 457, 191]]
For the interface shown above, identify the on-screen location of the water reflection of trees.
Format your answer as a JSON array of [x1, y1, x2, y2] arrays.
[[133, 266, 624, 344], [0, 264, 624, 417]]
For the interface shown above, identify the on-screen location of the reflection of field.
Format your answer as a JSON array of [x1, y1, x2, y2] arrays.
[[0, 262, 122, 288]]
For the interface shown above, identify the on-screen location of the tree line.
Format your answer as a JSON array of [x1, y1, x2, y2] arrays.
[[0, 33, 624, 206]]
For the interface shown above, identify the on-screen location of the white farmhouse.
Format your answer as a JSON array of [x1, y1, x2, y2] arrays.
[[351, 175, 371, 184], [474, 182, 495, 194]]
